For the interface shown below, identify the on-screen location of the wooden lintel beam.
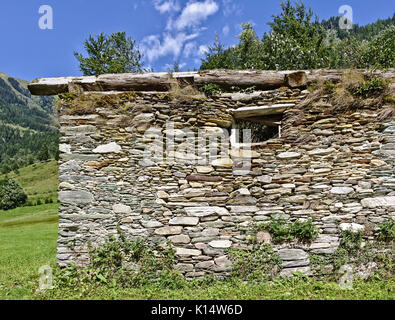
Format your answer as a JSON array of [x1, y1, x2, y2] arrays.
[[28, 69, 395, 96]]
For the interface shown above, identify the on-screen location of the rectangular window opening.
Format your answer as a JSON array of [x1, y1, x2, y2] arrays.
[[231, 116, 282, 148]]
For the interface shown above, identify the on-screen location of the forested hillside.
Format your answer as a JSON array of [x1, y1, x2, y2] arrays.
[[0, 73, 58, 174], [321, 13, 395, 41]]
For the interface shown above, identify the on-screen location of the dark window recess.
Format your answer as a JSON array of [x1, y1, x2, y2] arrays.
[[234, 118, 280, 143]]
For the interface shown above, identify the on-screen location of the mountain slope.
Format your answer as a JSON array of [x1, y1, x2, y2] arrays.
[[0, 73, 58, 173], [321, 13, 395, 41], [0, 73, 56, 131]]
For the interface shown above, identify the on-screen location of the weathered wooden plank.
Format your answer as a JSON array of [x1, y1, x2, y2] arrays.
[[28, 70, 303, 95], [306, 69, 395, 84], [28, 73, 176, 95], [28, 69, 395, 96], [194, 70, 287, 90]]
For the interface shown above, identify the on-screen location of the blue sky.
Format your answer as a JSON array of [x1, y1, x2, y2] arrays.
[[0, 0, 394, 80]]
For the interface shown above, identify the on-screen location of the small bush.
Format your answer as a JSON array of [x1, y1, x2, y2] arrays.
[[377, 220, 395, 242], [354, 76, 389, 98], [199, 83, 223, 96], [323, 81, 337, 94], [258, 219, 318, 243], [290, 219, 319, 242], [263, 219, 294, 243], [227, 244, 281, 281], [0, 179, 27, 210], [339, 230, 363, 253]]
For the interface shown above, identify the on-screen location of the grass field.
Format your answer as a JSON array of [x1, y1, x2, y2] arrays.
[[0, 203, 59, 300], [39, 275, 394, 300], [0, 160, 58, 204]]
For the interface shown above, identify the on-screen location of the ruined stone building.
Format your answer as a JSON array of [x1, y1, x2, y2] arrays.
[[29, 69, 395, 278]]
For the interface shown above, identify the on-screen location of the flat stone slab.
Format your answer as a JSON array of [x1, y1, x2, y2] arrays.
[[277, 152, 301, 159], [154, 226, 183, 236], [308, 148, 336, 156], [257, 175, 273, 184], [141, 220, 163, 228], [330, 187, 354, 195], [112, 204, 132, 214], [209, 240, 232, 248], [339, 223, 365, 233], [185, 206, 230, 217], [169, 217, 200, 226], [278, 249, 308, 261], [93, 142, 122, 153], [282, 259, 310, 268], [228, 206, 259, 213], [232, 104, 294, 118], [59, 144, 71, 154], [169, 235, 191, 244], [176, 247, 202, 256], [58, 191, 94, 205], [361, 196, 395, 208], [196, 166, 214, 174], [211, 158, 234, 168]]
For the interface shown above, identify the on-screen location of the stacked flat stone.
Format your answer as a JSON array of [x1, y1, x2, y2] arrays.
[[52, 83, 395, 278]]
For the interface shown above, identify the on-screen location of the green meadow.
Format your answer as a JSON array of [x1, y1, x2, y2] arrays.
[[0, 203, 58, 299]]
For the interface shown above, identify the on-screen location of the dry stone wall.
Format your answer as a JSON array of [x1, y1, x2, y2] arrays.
[[55, 82, 394, 278]]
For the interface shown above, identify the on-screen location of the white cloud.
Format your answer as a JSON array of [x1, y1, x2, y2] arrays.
[[141, 32, 199, 62], [143, 1, 219, 65], [183, 41, 197, 58], [199, 44, 209, 55], [222, 24, 230, 36], [153, 0, 181, 14], [172, 0, 219, 31], [222, 0, 242, 17]]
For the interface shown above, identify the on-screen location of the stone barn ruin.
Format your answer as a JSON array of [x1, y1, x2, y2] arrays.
[[29, 69, 395, 278]]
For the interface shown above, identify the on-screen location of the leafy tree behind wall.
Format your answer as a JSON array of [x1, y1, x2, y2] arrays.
[[200, 33, 238, 70], [200, 0, 395, 71], [74, 31, 145, 75], [261, 0, 328, 70], [362, 26, 395, 68]]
